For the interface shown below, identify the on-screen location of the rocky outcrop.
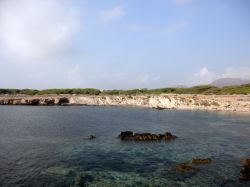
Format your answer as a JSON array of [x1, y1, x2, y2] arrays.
[[240, 158, 250, 180], [0, 94, 249, 112], [0, 96, 68, 106], [118, 131, 177, 141]]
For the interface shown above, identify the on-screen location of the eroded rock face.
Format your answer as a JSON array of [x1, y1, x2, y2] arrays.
[[118, 131, 177, 141], [43, 98, 55, 105], [240, 158, 250, 180], [58, 97, 69, 105], [29, 99, 40, 105], [0, 94, 249, 112]]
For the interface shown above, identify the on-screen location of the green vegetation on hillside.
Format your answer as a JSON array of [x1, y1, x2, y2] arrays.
[[1, 84, 250, 95], [0, 88, 101, 95]]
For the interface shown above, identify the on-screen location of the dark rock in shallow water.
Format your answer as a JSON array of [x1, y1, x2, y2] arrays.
[[119, 131, 134, 140], [118, 131, 177, 141], [192, 157, 212, 164], [240, 158, 250, 180], [175, 162, 199, 173], [89, 135, 96, 139]]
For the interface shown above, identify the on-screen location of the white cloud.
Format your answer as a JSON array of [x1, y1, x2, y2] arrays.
[[0, 0, 80, 61], [99, 6, 124, 23], [160, 21, 189, 34], [191, 67, 216, 85], [190, 67, 250, 85]]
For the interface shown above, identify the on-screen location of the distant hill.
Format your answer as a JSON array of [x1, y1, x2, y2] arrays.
[[211, 78, 250, 87]]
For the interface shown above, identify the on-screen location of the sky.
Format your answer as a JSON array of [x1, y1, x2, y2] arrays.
[[0, 0, 249, 89]]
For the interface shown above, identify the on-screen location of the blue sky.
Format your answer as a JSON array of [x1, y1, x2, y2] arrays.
[[0, 0, 249, 89]]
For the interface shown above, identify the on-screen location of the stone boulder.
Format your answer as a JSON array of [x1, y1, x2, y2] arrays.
[[118, 131, 177, 141], [240, 158, 250, 180]]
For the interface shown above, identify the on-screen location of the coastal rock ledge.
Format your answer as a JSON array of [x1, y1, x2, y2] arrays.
[[0, 94, 250, 112]]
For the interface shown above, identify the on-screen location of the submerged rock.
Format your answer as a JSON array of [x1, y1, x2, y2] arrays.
[[75, 172, 93, 187], [118, 131, 177, 141], [240, 158, 250, 180], [43, 166, 75, 176], [175, 158, 212, 174], [192, 157, 212, 164], [175, 162, 199, 173]]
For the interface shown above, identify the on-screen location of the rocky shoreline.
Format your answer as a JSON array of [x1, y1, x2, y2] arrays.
[[0, 94, 250, 112]]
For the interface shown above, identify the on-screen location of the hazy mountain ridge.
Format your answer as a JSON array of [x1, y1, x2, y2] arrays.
[[211, 78, 250, 87]]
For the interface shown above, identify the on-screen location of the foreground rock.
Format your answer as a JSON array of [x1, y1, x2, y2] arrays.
[[118, 131, 177, 141], [240, 158, 250, 180]]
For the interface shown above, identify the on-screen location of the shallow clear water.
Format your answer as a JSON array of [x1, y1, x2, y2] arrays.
[[0, 106, 250, 187]]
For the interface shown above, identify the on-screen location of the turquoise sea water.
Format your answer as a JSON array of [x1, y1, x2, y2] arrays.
[[0, 106, 250, 187]]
